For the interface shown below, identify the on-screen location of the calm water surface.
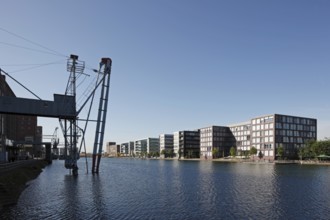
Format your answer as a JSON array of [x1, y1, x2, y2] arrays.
[[1, 158, 330, 219]]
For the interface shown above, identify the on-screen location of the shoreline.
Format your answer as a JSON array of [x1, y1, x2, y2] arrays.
[[0, 160, 48, 210], [109, 156, 330, 166]]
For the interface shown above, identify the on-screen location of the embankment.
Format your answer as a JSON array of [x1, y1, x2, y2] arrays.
[[0, 160, 48, 210]]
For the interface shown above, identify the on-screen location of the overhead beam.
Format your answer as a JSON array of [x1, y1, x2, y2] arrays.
[[0, 94, 75, 119]]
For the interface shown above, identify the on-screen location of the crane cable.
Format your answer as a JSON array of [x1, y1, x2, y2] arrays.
[[0, 68, 42, 100], [0, 27, 68, 58]]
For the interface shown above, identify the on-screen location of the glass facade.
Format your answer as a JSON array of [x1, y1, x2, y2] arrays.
[[135, 138, 160, 155], [159, 134, 174, 153], [148, 138, 160, 154]]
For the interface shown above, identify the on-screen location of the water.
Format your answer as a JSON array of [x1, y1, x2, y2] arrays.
[[1, 158, 330, 219]]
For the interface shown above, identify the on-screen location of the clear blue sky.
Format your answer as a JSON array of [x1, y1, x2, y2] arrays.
[[1, 0, 329, 152]]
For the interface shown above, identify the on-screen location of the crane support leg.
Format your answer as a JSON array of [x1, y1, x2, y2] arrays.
[[92, 58, 112, 174]]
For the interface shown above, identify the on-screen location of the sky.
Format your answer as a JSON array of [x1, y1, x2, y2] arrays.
[[0, 0, 329, 153]]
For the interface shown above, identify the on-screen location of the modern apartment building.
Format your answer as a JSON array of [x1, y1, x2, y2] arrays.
[[229, 121, 252, 156], [200, 126, 235, 159], [121, 142, 129, 156], [135, 138, 160, 155], [229, 114, 317, 160], [173, 132, 180, 158], [273, 114, 316, 159], [148, 138, 160, 154], [179, 130, 200, 158], [134, 139, 147, 156], [106, 142, 117, 157], [159, 134, 174, 155], [115, 113, 317, 161], [129, 141, 134, 156]]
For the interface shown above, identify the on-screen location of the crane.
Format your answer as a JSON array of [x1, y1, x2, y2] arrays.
[[59, 55, 113, 175], [0, 55, 113, 175]]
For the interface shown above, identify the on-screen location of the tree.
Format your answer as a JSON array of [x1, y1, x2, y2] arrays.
[[298, 147, 304, 160], [249, 146, 257, 156], [277, 144, 284, 160], [161, 149, 166, 157], [212, 147, 219, 159], [230, 146, 236, 157], [165, 149, 172, 158], [258, 151, 263, 159]]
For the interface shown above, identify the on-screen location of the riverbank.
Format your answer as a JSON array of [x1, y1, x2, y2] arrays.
[[118, 156, 330, 166], [0, 160, 48, 210]]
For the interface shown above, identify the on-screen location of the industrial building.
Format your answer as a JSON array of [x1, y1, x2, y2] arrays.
[[0, 72, 40, 162]]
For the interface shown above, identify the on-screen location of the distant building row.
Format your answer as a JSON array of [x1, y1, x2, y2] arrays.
[[106, 114, 317, 161]]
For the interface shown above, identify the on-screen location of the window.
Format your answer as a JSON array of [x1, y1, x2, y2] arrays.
[[276, 123, 282, 129]]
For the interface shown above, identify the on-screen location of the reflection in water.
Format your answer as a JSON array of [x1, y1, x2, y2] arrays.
[[197, 161, 216, 216], [1, 159, 330, 219], [273, 165, 330, 220]]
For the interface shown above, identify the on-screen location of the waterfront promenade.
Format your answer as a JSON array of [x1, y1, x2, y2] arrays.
[[0, 160, 47, 209]]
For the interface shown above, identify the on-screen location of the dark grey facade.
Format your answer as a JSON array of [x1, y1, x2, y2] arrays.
[[273, 114, 317, 159], [179, 130, 200, 158], [200, 126, 235, 159]]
